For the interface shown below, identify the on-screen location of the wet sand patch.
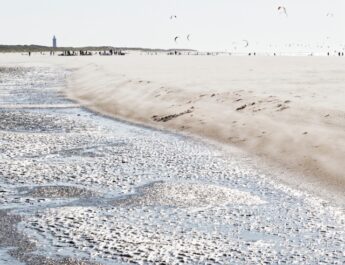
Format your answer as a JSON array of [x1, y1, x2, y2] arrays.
[[114, 181, 265, 208], [22, 185, 97, 199], [0, 111, 79, 133], [0, 210, 99, 265]]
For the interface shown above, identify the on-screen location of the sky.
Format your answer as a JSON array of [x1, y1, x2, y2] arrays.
[[0, 0, 344, 52]]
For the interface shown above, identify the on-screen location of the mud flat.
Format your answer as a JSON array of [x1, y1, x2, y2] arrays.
[[0, 64, 344, 264]]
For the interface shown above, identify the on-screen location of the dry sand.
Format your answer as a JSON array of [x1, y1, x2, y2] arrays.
[[1, 53, 345, 199]]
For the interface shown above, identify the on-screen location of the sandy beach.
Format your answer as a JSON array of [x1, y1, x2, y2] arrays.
[[70, 56, 345, 198], [2, 0, 345, 263], [0, 60, 344, 264], [1, 53, 345, 201]]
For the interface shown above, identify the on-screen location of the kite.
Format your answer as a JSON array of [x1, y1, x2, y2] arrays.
[[278, 6, 288, 16], [187, 34, 191, 41], [174, 36, 179, 43], [243, 40, 249, 47]]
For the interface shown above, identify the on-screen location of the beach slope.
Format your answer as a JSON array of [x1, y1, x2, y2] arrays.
[[66, 56, 345, 197], [1, 54, 344, 199]]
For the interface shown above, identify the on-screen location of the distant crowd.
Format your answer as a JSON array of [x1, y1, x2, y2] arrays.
[[56, 49, 125, 56], [26, 50, 345, 57], [27, 49, 126, 57]]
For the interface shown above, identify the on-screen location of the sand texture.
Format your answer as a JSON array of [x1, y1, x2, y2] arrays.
[[0, 64, 344, 264], [66, 56, 345, 197], [1, 54, 345, 199]]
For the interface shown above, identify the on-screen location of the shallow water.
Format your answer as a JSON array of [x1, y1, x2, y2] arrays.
[[0, 66, 344, 264]]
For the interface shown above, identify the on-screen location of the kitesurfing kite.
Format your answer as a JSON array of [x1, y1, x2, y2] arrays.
[[187, 34, 191, 41], [278, 6, 288, 16], [174, 36, 179, 43], [243, 40, 249, 48]]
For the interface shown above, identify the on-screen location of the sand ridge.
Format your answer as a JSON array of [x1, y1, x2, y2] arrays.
[[65, 56, 345, 199]]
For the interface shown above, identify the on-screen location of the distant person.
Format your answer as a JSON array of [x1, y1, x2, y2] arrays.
[[327, 52, 330, 56], [28, 52, 31, 56]]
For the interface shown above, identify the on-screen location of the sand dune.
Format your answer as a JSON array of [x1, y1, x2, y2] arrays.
[[1, 54, 345, 198]]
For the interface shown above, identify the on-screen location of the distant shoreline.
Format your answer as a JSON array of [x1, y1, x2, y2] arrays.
[[0, 44, 196, 53]]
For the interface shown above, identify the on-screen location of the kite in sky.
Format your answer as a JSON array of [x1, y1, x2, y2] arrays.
[[278, 6, 288, 16]]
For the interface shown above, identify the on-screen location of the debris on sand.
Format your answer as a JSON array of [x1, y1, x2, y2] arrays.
[[152, 109, 193, 122], [236, 104, 247, 111], [277, 105, 289, 111]]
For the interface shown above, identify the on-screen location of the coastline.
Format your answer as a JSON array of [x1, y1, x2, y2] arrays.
[[1, 53, 345, 203], [65, 56, 345, 203], [0, 56, 344, 264]]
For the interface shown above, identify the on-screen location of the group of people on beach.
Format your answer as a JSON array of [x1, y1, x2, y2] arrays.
[[55, 49, 125, 56], [58, 50, 92, 56], [328, 52, 345, 56], [99, 50, 125, 56], [25, 49, 126, 57], [26, 50, 344, 57]]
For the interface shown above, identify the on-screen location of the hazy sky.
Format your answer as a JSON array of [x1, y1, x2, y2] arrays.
[[1, 0, 344, 51]]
